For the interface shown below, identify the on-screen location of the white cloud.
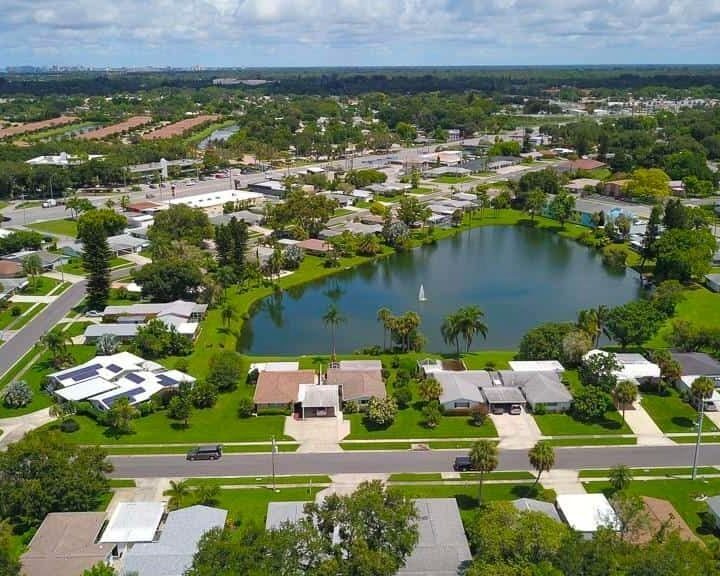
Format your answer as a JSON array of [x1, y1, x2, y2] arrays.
[[2, 0, 719, 65]]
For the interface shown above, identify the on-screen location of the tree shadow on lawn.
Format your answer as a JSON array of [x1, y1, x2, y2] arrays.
[[671, 416, 697, 430]]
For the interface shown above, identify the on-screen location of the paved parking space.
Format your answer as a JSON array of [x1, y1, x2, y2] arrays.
[[491, 410, 541, 449]]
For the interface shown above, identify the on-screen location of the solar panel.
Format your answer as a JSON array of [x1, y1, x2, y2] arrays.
[[63, 363, 102, 382], [106, 364, 123, 373], [102, 387, 145, 407], [125, 372, 145, 384], [156, 374, 178, 387]]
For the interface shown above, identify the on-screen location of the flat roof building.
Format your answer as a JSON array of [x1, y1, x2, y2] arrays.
[[167, 189, 263, 216], [556, 494, 619, 538]]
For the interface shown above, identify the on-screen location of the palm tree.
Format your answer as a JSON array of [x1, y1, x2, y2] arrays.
[[42, 330, 71, 366], [96, 333, 119, 355], [194, 484, 220, 506], [469, 439, 498, 502], [49, 401, 77, 422], [596, 305, 610, 345], [22, 254, 42, 291], [528, 440, 555, 486], [120, 195, 130, 212], [214, 266, 236, 299], [104, 198, 116, 210], [221, 303, 237, 328], [608, 464, 633, 493], [613, 380, 637, 421], [322, 303, 346, 363], [476, 189, 489, 219], [106, 397, 138, 435], [441, 312, 462, 358], [167, 479, 191, 510], [577, 308, 599, 346], [456, 305, 488, 352], [377, 307, 392, 351]]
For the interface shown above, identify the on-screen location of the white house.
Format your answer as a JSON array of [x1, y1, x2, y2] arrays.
[[556, 494, 620, 539], [435, 371, 490, 412], [584, 349, 660, 383]]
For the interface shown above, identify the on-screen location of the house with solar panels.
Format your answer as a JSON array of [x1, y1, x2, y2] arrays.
[[47, 351, 195, 410]]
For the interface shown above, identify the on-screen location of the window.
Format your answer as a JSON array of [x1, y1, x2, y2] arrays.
[[454, 401, 470, 409]]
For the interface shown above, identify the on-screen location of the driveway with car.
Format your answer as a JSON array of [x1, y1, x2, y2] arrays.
[[491, 409, 542, 449]]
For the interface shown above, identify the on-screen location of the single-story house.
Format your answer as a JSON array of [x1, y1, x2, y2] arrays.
[[509, 360, 565, 373], [265, 501, 308, 530], [452, 192, 478, 202], [427, 213, 452, 227], [677, 375, 720, 411], [8, 250, 67, 271], [556, 494, 620, 539], [440, 199, 475, 212], [584, 349, 660, 383], [168, 190, 264, 217], [0, 259, 23, 278], [99, 502, 166, 556], [107, 234, 149, 255], [296, 238, 333, 256], [122, 505, 228, 576], [351, 189, 373, 201], [565, 178, 601, 193], [253, 369, 318, 411], [424, 166, 471, 178], [564, 158, 607, 172], [249, 361, 300, 374], [210, 210, 264, 227], [481, 386, 526, 408], [418, 358, 443, 377], [326, 367, 386, 405], [671, 352, 720, 380], [499, 371, 572, 413], [248, 180, 286, 196], [435, 371, 490, 412], [427, 204, 457, 216], [705, 496, 720, 530], [0, 276, 29, 301], [512, 498, 562, 522], [297, 383, 340, 418], [320, 192, 353, 207], [102, 300, 207, 323], [48, 351, 195, 410], [127, 201, 165, 214], [21, 512, 111, 576], [706, 273, 720, 293]]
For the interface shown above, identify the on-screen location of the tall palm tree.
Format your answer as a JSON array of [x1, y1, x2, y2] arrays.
[[402, 311, 421, 352], [456, 306, 488, 352], [613, 380, 637, 421], [322, 303, 346, 363], [42, 330, 71, 366], [528, 441, 555, 486], [577, 308, 599, 347], [221, 303, 237, 328], [214, 266, 236, 299], [469, 439, 498, 502], [194, 484, 220, 506], [596, 304, 610, 346], [441, 312, 462, 358], [608, 464, 633, 493], [167, 479, 191, 510], [377, 307, 392, 351], [22, 254, 42, 291]]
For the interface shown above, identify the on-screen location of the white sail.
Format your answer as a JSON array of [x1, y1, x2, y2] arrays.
[[418, 284, 427, 301]]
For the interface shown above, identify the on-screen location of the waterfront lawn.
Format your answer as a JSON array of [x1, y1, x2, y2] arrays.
[[345, 409, 497, 440], [0, 345, 96, 418], [27, 218, 78, 237], [647, 286, 720, 348], [21, 276, 61, 296], [584, 478, 720, 541], [216, 487, 321, 526], [0, 302, 33, 329], [461, 351, 516, 370], [534, 410, 631, 436], [641, 388, 718, 433]]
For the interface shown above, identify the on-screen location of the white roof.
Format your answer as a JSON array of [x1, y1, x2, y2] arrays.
[[168, 189, 262, 209], [418, 358, 443, 375], [99, 502, 165, 543], [584, 349, 660, 380], [249, 362, 300, 374], [298, 384, 339, 410], [556, 494, 619, 533], [338, 360, 382, 371], [55, 377, 118, 401], [509, 361, 565, 373]]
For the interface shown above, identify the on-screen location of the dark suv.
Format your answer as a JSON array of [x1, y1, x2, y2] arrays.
[[453, 456, 474, 472], [186, 445, 223, 461]]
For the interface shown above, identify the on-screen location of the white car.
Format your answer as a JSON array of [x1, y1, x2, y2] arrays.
[[85, 310, 102, 317]]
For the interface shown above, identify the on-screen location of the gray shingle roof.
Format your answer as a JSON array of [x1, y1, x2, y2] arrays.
[[512, 498, 562, 522], [671, 352, 720, 377], [482, 386, 526, 404], [435, 372, 488, 404]]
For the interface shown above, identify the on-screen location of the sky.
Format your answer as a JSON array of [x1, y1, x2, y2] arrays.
[[3, 0, 720, 68]]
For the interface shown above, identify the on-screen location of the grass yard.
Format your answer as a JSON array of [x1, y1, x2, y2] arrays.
[[461, 471, 536, 481], [27, 218, 78, 237], [388, 473, 443, 482], [185, 475, 331, 487], [109, 479, 137, 488], [341, 442, 413, 451], [57, 321, 92, 339], [647, 286, 720, 348], [671, 434, 720, 444], [0, 346, 42, 387], [345, 409, 497, 440], [10, 304, 47, 329], [0, 345, 96, 418], [433, 175, 473, 184], [216, 486, 322, 526], [534, 410, 631, 436], [21, 276, 61, 296], [460, 350, 516, 370], [333, 208, 354, 217], [578, 466, 719, 479], [546, 436, 637, 447], [641, 388, 718, 433], [0, 302, 33, 329], [584, 478, 720, 541], [58, 258, 85, 275]]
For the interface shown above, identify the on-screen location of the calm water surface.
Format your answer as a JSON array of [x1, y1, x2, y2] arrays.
[[239, 226, 642, 354]]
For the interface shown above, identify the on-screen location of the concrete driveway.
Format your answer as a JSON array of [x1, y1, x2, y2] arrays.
[[491, 410, 542, 449], [284, 414, 350, 453]]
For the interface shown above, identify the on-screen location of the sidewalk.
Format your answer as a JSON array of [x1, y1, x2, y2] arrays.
[[10, 295, 57, 304], [624, 399, 674, 446], [541, 469, 586, 495], [44, 271, 85, 284]]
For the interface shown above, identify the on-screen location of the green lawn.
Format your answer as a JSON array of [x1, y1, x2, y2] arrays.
[[460, 351, 516, 370], [0, 303, 33, 329], [58, 258, 85, 275], [21, 276, 61, 296], [578, 466, 719, 479], [462, 471, 536, 480], [109, 479, 137, 488], [0, 346, 42, 387], [584, 478, 720, 541], [27, 218, 78, 237], [433, 175, 473, 184], [56, 321, 92, 339], [0, 345, 96, 418], [641, 389, 718, 433], [341, 442, 412, 451], [388, 473, 443, 482], [671, 434, 720, 444], [333, 208, 353, 217], [647, 286, 720, 348], [533, 411, 631, 436], [215, 487, 322, 526], [546, 436, 637, 447], [185, 475, 331, 487], [10, 304, 47, 329], [345, 410, 497, 440]]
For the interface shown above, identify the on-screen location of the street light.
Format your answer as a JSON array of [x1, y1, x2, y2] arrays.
[[692, 399, 706, 480]]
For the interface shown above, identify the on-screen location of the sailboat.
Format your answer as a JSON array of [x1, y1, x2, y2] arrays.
[[418, 284, 427, 302]]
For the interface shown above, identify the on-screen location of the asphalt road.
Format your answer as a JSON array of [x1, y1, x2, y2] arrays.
[[109, 444, 718, 479]]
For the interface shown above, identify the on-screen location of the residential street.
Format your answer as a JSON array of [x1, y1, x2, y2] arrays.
[[108, 444, 720, 478]]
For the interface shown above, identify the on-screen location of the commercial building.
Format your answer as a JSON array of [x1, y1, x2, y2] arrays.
[[167, 189, 263, 217]]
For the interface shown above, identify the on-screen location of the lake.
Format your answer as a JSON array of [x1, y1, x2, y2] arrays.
[[238, 226, 643, 354], [198, 124, 239, 150]]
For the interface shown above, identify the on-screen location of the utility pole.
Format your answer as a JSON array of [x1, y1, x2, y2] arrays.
[[692, 396, 706, 480], [271, 435, 278, 492]]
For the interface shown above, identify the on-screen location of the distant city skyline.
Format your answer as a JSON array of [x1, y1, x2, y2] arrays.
[[2, 0, 719, 68]]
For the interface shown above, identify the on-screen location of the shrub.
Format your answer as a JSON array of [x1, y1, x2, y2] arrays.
[[60, 418, 80, 433], [153, 388, 179, 409], [1, 380, 33, 408], [366, 396, 398, 427], [138, 402, 154, 417], [381, 368, 390, 380], [207, 351, 244, 392], [533, 403, 547, 416], [192, 380, 218, 409], [391, 356, 401, 369], [343, 400, 359, 414], [174, 358, 190, 373], [396, 369, 411, 382], [422, 401, 442, 428], [238, 397, 254, 418], [10, 305, 22, 317], [282, 245, 304, 270], [471, 404, 489, 426], [393, 387, 412, 409]]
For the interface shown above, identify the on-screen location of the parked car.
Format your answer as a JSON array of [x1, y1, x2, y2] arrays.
[[491, 405, 505, 415], [85, 310, 102, 317], [453, 456, 473, 472], [509, 404, 523, 415], [42, 199, 57, 208], [186, 445, 223, 461]]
